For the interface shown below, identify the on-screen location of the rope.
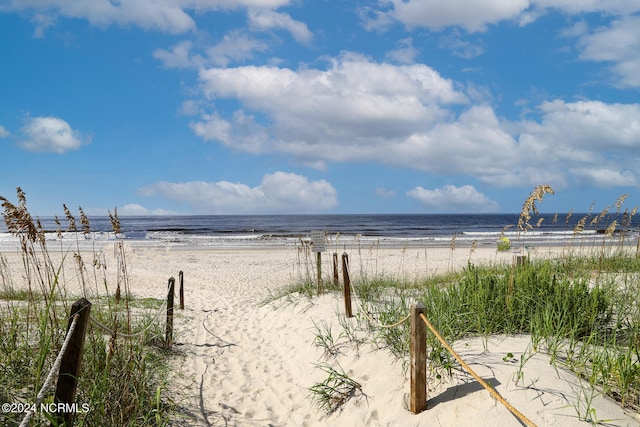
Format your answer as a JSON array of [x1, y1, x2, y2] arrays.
[[89, 298, 167, 338], [357, 301, 411, 329], [343, 255, 411, 329], [19, 314, 80, 427], [418, 312, 537, 427]]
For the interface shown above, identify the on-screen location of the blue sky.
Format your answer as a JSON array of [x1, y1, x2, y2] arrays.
[[1, 1, 639, 216]]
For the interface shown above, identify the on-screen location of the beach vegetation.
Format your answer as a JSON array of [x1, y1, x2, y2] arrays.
[[297, 188, 640, 419], [496, 236, 511, 251], [0, 188, 174, 426], [308, 362, 362, 415]]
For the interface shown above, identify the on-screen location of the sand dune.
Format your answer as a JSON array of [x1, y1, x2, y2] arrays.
[[118, 244, 638, 426]]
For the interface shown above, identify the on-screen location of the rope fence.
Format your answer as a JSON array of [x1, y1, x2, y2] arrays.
[[18, 313, 80, 427], [16, 273, 183, 427], [333, 251, 537, 427]]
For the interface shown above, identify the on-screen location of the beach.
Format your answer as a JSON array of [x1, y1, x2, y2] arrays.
[[2, 240, 639, 426], [115, 242, 639, 426]]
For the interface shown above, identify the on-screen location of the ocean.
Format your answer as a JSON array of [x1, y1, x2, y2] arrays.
[[0, 213, 636, 249]]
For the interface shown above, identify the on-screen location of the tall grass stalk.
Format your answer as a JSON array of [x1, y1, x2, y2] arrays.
[[0, 188, 172, 426]]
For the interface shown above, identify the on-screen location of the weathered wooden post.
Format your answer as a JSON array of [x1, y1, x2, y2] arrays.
[[332, 252, 339, 285], [311, 230, 326, 295], [410, 302, 427, 414], [316, 252, 322, 294], [341, 253, 353, 318], [166, 277, 175, 349], [52, 298, 92, 427], [179, 270, 184, 310]]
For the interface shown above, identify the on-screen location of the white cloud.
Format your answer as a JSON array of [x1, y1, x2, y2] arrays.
[[0, 125, 9, 138], [138, 171, 338, 213], [437, 31, 485, 59], [205, 30, 270, 67], [385, 0, 529, 32], [19, 116, 90, 153], [190, 54, 640, 190], [117, 204, 178, 216], [376, 0, 640, 33], [193, 53, 467, 157], [4, 0, 293, 34], [531, 0, 640, 15], [154, 41, 201, 69], [154, 32, 270, 69], [248, 9, 312, 44], [521, 100, 640, 153], [568, 167, 636, 187], [575, 15, 640, 88], [385, 37, 419, 64], [407, 185, 500, 213]]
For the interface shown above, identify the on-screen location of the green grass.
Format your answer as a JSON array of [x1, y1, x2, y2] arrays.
[[295, 242, 640, 417], [337, 251, 638, 414], [0, 189, 174, 426]]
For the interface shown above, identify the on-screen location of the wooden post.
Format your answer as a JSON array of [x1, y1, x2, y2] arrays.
[[316, 252, 322, 295], [52, 298, 92, 427], [341, 253, 353, 318], [179, 270, 184, 310], [166, 277, 175, 349], [332, 252, 339, 285], [410, 302, 427, 414]]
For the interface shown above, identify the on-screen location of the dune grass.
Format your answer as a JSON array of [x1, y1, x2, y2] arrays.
[[299, 187, 640, 419], [0, 189, 173, 426]]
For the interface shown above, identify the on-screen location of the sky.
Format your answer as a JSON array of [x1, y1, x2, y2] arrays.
[[1, 1, 639, 216]]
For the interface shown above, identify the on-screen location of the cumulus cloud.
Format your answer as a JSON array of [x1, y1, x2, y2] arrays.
[[568, 167, 636, 187], [248, 9, 312, 44], [407, 184, 500, 213], [154, 32, 270, 69], [19, 116, 91, 153], [0, 125, 9, 138], [188, 53, 640, 190], [137, 171, 338, 214], [3, 0, 293, 34], [193, 53, 467, 156], [575, 15, 640, 88], [372, 0, 640, 34], [384, 0, 529, 32]]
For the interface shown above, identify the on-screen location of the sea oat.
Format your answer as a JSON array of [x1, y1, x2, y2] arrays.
[[517, 184, 554, 232], [109, 208, 121, 234], [573, 215, 588, 235], [614, 194, 628, 213], [565, 209, 573, 225], [605, 220, 618, 238], [79, 206, 91, 236]]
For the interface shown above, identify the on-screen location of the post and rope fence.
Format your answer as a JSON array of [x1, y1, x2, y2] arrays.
[[51, 298, 92, 427], [336, 254, 537, 426], [17, 273, 184, 426], [18, 300, 90, 427], [341, 253, 353, 318], [179, 270, 185, 310], [166, 276, 175, 349]]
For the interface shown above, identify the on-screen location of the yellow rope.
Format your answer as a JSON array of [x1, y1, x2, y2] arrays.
[[360, 306, 410, 329], [419, 312, 537, 427]]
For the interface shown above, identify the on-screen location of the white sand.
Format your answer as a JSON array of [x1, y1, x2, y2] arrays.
[[2, 241, 640, 426]]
